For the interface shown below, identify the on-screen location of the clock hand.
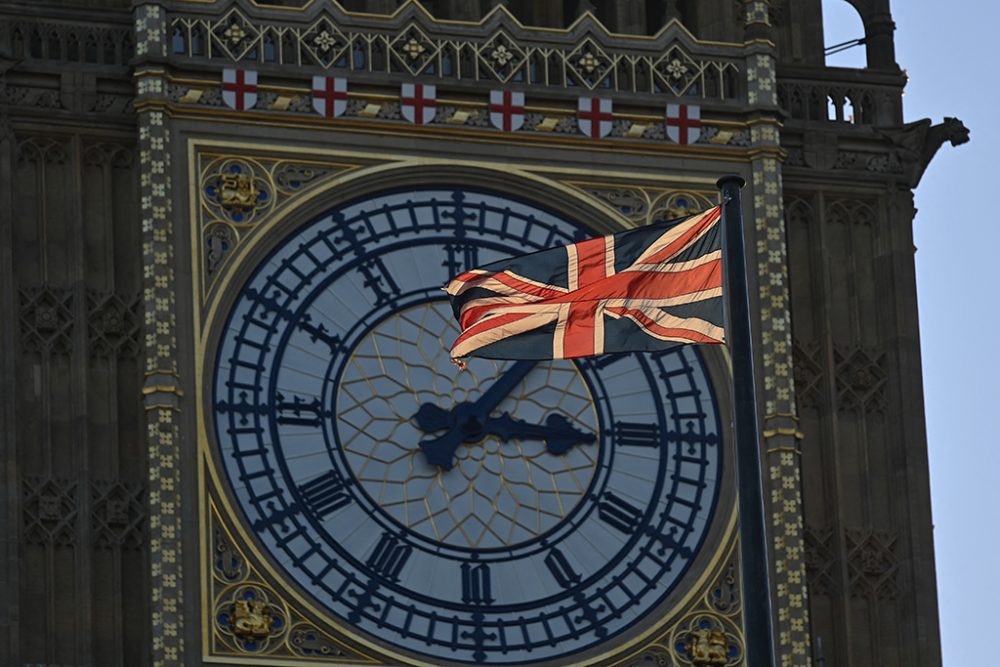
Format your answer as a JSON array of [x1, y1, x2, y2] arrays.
[[412, 360, 539, 470], [413, 402, 456, 433], [483, 412, 596, 456], [468, 360, 538, 420], [414, 403, 480, 471]]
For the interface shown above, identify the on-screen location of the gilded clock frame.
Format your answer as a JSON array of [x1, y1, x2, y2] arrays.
[[187, 136, 746, 666]]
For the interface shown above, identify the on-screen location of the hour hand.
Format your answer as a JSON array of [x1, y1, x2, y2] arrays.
[[484, 413, 595, 456], [413, 402, 457, 433]]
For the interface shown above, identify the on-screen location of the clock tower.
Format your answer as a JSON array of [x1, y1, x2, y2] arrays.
[[0, 1, 963, 666]]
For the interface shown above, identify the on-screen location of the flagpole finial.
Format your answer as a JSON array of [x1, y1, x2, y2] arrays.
[[716, 175, 746, 190]]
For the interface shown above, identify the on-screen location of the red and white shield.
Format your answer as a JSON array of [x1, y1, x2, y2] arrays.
[[578, 97, 613, 139], [222, 69, 258, 112], [665, 103, 702, 145], [401, 83, 436, 125], [312, 76, 347, 118], [489, 90, 525, 132]]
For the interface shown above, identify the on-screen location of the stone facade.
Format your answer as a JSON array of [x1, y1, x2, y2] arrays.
[[0, 1, 961, 665]]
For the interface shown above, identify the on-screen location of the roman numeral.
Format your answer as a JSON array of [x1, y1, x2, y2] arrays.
[[297, 313, 341, 354], [597, 491, 643, 535], [461, 562, 494, 605], [358, 256, 400, 307], [544, 548, 581, 589], [331, 213, 400, 307], [275, 392, 327, 428], [667, 421, 721, 454], [613, 422, 660, 448], [442, 242, 479, 275], [215, 390, 267, 426], [297, 471, 351, 519], [366, 532, 412, 582]]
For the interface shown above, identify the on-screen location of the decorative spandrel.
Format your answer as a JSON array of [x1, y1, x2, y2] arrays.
[[208, 498, 378, 663], [198, 178, 734, 665], [194, 151, 360, 300], [570, 183, 716, 227]]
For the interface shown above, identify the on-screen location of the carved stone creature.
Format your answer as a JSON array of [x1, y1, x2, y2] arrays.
[[232, 598, 272, 639], [220, 172, 260, 214], [876, 116, 970, 186], [685, 628, 729, 665]]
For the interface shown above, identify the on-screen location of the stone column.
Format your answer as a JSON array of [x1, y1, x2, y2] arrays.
[[133, 4, 184, 666], [864, 12, 898, 70], [0, 109, 17, 667], [743, 2, 813, 665]]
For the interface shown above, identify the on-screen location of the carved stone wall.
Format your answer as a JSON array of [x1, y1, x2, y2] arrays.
[[0, 1, 953, 666], [1, 130, 147, 665], [784, 187, 942, 667]]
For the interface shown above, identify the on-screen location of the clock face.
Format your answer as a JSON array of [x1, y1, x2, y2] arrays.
[[211, 186, 724, 664]]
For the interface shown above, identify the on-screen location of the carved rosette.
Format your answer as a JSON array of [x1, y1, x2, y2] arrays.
[[584, 186, 650, 221], [168, 7, 741, 100]]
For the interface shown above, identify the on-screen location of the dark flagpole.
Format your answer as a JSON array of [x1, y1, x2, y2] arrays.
[[717, 175, 776, 667]]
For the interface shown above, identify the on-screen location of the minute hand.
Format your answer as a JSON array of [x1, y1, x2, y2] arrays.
[[484, 413, 596, 455], [413, 360, 539, 470], [469, 360, 538, 419]]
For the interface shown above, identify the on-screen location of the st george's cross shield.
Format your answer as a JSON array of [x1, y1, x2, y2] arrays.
[[489, 90, 525, 132], [222, 69, 258, 111], [577, 97, 613, 139], [401, 83, 437, 125], [312, 76, 347, 118], [665, 103, 702, 145]]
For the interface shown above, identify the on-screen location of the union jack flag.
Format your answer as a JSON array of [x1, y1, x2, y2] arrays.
[[446, 206, 725, 362]]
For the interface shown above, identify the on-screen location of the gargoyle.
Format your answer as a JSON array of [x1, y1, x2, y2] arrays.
[[876, 117, 970, 187]]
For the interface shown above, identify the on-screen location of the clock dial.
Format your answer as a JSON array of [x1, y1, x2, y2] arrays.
[[211, 187, 724, 664], [337, 301, 600, 549]]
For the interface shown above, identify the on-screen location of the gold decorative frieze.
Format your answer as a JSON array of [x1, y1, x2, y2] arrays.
[[168, 1, 742, 100]]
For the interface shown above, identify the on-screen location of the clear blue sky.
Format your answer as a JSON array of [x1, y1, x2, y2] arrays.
[[824, 1, 999, 663]]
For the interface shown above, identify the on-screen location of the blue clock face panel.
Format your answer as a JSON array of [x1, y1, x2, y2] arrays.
[[211, 187, 724, 664]]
